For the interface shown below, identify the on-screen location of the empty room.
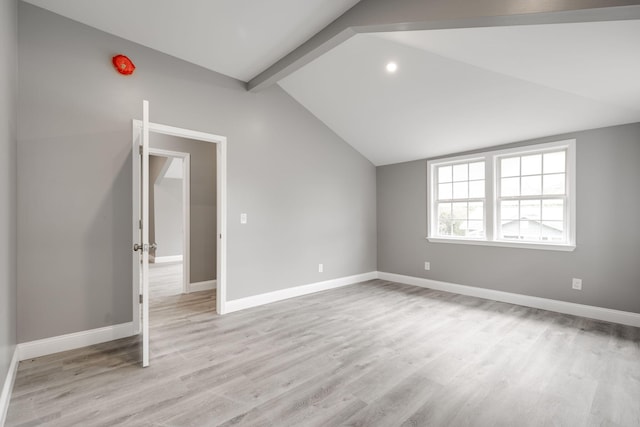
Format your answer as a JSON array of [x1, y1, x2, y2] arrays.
[[1, 0, 639, 426]]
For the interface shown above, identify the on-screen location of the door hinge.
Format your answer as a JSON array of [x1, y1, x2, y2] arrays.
[[139, 220, 142, 229], [139, 294, 143, 304], [139, 145, 143, 155]]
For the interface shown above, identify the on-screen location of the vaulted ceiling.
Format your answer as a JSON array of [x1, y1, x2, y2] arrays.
[[21, 0, 361, 81], [280, 21, 640, 165], [20, 0, 640, 165]]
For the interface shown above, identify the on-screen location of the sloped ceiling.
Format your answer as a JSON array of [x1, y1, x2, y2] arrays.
[[19, 2, 640, 165], [279, 20, 640, 165], [21, 0, 361, 81]]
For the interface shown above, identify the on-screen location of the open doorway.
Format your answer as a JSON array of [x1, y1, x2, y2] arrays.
[[148, 150, 189, 298], [132, 113, 228, 367], [146, 133, 218, 301]]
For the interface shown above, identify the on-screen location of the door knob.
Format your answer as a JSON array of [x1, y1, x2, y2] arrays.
[[133, 243, 143, 252], [150, 243, 158, 250]]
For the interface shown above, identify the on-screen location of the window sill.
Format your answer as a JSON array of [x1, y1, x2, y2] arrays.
[[426, 237, 576, 252]]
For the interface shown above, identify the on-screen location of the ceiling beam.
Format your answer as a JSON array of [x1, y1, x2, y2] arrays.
[[248, 0, 640, 92]]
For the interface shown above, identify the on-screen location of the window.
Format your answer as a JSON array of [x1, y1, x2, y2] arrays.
[[435, 161, 485, 238], [427, 140, 576, 251]]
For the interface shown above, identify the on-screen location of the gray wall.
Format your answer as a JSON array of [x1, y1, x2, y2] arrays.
[[154, 178, 183, 258], [0, 0, 18, 393], [148, 155, 168, 261], [378, 123, 640, 314], [150, 134, 217, 283], [17, 3, 376, 342]]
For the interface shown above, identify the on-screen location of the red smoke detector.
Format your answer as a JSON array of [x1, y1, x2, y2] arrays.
[[112, 54, 136, 75]]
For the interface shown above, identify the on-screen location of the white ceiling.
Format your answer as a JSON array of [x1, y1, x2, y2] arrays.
[[20, 3, 640, 165], [163, 158, 183, 180], [279, 21, 640, 165], [22, 0, 361, 81]]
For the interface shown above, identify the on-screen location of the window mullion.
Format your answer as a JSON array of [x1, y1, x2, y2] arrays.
[[486, 155, 495, 241], [499, 195, 566, 201], [440, 197, 485, 203], [428, 163, 436, 238]]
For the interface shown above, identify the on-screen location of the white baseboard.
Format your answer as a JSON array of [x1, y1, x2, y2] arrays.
[[18, 322, 135, 361], [378, 272, 640, 328], [225, 271, 378, 313], [154, 255, 183, 264], [189, 280, 216, 293], [0, 347, 19, 427]]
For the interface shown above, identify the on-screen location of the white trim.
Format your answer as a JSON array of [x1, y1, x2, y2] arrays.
[[225, 272, 378, 313], [17, 323, 135, 361], [131, 124, 141, 335], [183, 154, 191, 292], [135, 121, 226, 144], [148, 147, 188, 159], [189, 280, 217, 293], [378, 272, 640, 328], [485, 154, 495, 240], [426, 237, 576, 252], [568, 140, 577, 247], [141, 100, 150, 368], [0, 347, 19, 426], [154, 255, 183, 263], [216, 137, 228, 315]]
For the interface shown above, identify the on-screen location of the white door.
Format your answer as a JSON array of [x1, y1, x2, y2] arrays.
[[133, 100, 151, 367]]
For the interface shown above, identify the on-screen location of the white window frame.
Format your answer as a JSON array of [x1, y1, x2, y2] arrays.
[[427, 139, 576, 251]]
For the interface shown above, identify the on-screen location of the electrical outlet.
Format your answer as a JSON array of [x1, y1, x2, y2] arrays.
[[424, 261, 430, 271], [240, 213, 247, 224], [318, 264, 323, 273], [572, 278, 582, 290]]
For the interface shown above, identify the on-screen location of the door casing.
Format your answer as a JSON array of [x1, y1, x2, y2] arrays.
[[132, 120, 228, 339]]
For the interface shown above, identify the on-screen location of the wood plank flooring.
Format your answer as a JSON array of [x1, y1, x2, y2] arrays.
[[149, 261, 184, 298], [6, 268, 640, 426]]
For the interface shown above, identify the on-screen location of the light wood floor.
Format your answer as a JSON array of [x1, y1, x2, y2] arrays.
[[7, 270, 640, 426], [149, 261, 184, 298]]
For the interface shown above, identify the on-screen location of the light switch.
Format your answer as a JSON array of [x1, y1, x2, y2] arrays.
[[240, 213, 247, 224]]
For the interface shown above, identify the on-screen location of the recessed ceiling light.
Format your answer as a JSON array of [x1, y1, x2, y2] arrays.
[[386, 62, 397, 73]]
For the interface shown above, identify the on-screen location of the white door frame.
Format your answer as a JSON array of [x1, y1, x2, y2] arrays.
[[132, 120, 228, 335], [148, 148, 191, 295]]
